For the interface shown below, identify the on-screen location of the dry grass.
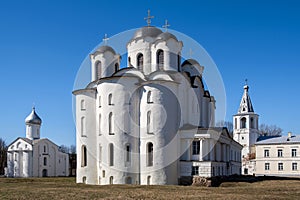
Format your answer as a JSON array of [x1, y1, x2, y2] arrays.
[[0, 177, 300, 199]]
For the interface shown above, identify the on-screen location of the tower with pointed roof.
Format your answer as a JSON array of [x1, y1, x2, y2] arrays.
[[233, 83, 259, 174]]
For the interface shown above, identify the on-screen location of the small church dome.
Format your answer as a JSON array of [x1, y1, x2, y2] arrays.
[[25, 107, 42, 125], [156, 32, 178, 42], [132, 26, 163, 40], [182, 59, 200, 66], [95, 45, 116, 55]]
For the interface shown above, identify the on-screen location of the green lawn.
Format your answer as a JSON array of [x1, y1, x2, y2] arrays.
[[0, 177, 299, 199]]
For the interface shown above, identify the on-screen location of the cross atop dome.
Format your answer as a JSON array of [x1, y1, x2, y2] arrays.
[[162, 19, 170, 32], [144, 9, 154, 26], [103, 34, 109, 45]]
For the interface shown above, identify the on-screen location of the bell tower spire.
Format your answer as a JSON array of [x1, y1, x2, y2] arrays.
[[238, 79, 254, 114]]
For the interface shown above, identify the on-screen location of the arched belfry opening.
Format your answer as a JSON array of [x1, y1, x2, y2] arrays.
[[137, 53, 144, 71], [241, 117, 247, 129], [156, 49, 164, 70]]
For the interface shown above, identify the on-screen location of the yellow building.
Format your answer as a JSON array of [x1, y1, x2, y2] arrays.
[[255, 133, 300, 177]]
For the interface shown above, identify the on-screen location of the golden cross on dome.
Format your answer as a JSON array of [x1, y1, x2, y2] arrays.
[[162, 19, 170, 32], [103, 34, 109, 45], [144, 9, 154, 26]]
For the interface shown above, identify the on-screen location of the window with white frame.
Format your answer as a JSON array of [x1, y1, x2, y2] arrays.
[[264, 149, 270, 157], [292, 163, 297, 171], [192, 141, 200, 155], [192, 166, 199, 176], [278, 163, 283, 171], [277, 149, 283, 157], [292, 149, 297, 157], [265, 163, 270, 170]]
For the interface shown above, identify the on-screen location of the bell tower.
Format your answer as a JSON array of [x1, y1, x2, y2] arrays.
[[233, 82, 259, 168]]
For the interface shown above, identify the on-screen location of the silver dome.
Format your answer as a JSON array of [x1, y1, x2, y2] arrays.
[[95, 45, 116, 54], [182, 59, 200, 66], [156, 32, 178, 41], [132, 26, 163, 40], [25, 107, 42, 125]]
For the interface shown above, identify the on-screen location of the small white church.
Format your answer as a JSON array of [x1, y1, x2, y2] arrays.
[[73, 14, 242, 185], [6, 107, 69, 177]]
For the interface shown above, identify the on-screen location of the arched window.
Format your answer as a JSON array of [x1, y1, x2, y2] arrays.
[[82, 176, 86, 184], [42, 169, 48, 177], [147, 176, 151, 185], [250, 117, 254, 129], [43, 157, 47, 166], [128, 57, 131, 66], [109, 143, 114, 166], [108, 93, 113, 105], [115, 63, 119, 72], [156, 49, 164, 70], [109, 112, 114, 135], [99, 145, 102, 163], [146, 142, 153, 167], [99, 114, 101, 135], [96, 61, 102, 79], [81, 117, 86, 137], [240, 117, 247, 129], [109, 176, 113, 185], [43, 145, 46, 153], [147, 111, 151, 134], [98, 96, 101, 107], [235, 118, 237, 129], [81, 145, 87, 167], [125, 144, 131, 162], [137, 53, 143, 71], [81, 100, 85, 110], [147, 91, 153, 104]]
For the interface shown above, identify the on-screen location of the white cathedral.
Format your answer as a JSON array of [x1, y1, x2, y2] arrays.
[[6, 107, 69, 177], [73, 18, 243, 185]]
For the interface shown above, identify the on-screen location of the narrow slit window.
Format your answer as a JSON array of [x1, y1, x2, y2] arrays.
[[81, 145, 87, 167], [147, 142, 153, 167], [156, 49, 164, 70]]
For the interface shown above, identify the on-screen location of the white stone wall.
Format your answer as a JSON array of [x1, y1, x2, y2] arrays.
[[75, 89, 97, 184], [7, 138, 68, 178]]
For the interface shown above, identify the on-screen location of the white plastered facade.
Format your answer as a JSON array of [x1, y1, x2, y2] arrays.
[[74, 26, 242, 185]]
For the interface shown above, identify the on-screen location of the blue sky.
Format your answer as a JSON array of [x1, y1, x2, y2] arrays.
[[0, 0, 299, 146]]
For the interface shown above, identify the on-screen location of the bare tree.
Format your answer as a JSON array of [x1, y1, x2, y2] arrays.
[[60, 145, 70, 154], [216, 121, 233, 135], [70, 145, 76, 154], [259, 124, 283, 136], [60, 145, 76, 154], [0, 138, 7, 175]]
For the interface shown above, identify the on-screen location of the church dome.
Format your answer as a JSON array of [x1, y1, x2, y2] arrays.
[[95, 45, 116, 54], [156, 32, 178, 41], [132, 26, 163, 40], [182, 59, 200, 66], [25, 107, 42, 125]]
